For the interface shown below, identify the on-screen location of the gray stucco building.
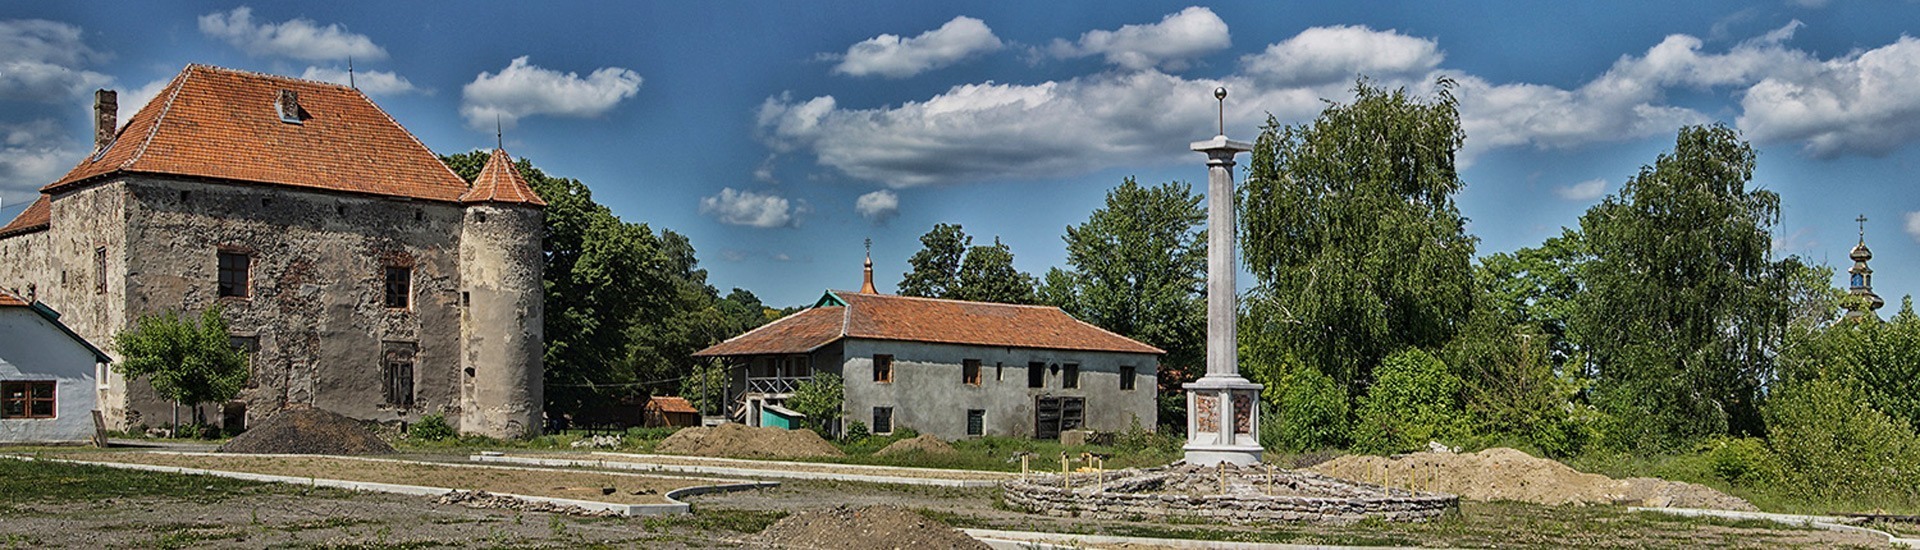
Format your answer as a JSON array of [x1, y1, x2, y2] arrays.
[[0, 65, 544, 438], [695, 265, 1161, 440]]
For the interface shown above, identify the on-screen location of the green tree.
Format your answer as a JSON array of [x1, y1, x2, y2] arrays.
[[1351, 349, 1471, 454], [1253, 354, 1350, 452], [1780, 296, 1920, 433], [1474, 229, 1587, 369], [952, 237, 1038, 304], [899, 223, 969, 298], [1046, 177, 1207, 372], [787, 373, 845, 437], [1574, 124, 1794, 450], [1239, 79, 1476, 396], [1765, 376, 1920, 502], [111, 306, 249, 432]]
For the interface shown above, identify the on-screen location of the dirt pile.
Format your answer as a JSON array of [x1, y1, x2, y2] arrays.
[[218, 407, 394, 455], [874, 434, 955, 456], [1309, 447, 1755, 510], [654, 423, 843, 459], [756, 505, 987, 549]]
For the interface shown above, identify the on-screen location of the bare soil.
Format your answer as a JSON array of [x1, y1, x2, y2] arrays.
[[218, 407, 394, 455], [1310, 447, 1757, 510], [755, 505, 988, 549], [874, 434, 956, 457], [655, 423, 845, 459], [525, 451, 1015, 481], [55, 452, 702, 504]]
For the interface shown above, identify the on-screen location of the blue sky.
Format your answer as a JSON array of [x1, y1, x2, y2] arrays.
[[3, 2, 1920, 308]]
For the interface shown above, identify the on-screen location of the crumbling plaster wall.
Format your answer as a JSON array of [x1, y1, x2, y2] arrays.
[[121, 176, 465, 430], [840, 339, 1158, 440], [458, 204, 544, 438]]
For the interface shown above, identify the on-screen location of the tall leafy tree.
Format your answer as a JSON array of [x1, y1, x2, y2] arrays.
[[1239, 79, 1477, 396], [1574, 124, 1792, 449], [898, 223, 969, 298], [953, 237, 1038, 304], [1045, 177, 1206, 372], [112, 306, 249, 431]]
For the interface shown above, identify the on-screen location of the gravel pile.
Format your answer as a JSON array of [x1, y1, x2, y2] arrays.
[[874, 434, 955, 457], [218, 407, 395, 455], [436, 490, 621, 517], [1310, 447, 1755, 510], [756, 505, 987, 550], [655, 423, 843, 459]]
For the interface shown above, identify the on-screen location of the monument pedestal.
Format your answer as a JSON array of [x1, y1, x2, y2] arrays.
[[1182, 375, 1263, 466]]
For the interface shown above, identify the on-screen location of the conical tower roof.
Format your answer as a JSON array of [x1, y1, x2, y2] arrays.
[[460, 148, 547, 206]]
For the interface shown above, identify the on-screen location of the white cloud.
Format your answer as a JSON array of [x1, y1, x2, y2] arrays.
[[701, 187, 802, 228], [115, 77, 173, 125], [1047, 7, 1229, 71], [754, 154, 779, 183], [460, 56, 642, 129], [1906, 212, 1920, 244], [831, 16, 1003, 78], [198, 7, 387, 62], [1737, 35, 1920, 158], [855, 190, 900, 223], [1241, 25, 1443, 87], [0, 19, 113, 101], [1555, 179, 1607, 201], [0, 119, 82, 204], [300, 66, 418, 95]]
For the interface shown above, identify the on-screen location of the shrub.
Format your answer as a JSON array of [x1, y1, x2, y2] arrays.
[[843, 420, 870, 442], [1259, 362, 1350, 452], [1765, 377, 1920, 502], [1352, 349, 1471, 454], [1698, 436, 1782, 487], [788, 373, 844, 438], [410, 413, 456, 441]]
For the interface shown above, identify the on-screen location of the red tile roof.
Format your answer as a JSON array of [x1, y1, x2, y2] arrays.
[[646, 396, 699, 415], [461, 148, 546, 206], [0, 288, 27, 307], [44, 64, 473, 203], [695, 290, 1162, 357], [0, 195, 50, 238]]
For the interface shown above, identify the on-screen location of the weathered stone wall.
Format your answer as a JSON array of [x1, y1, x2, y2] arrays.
[[1003, 465, 1458, 524], [0, 183, 133, 427], [120, 176, 466, 430], [458, 204, 544, 438]]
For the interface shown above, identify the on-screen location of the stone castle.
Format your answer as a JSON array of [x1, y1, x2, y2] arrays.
[[0, 64, 545, 438]]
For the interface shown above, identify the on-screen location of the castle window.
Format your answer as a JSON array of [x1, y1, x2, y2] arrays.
[[217, 251, 250, 298], [1120, 366, 1137, 391], [963, 359, 982, 386], [872, 406, 893, 435], [1062, 363, 1080, 389], [1, 381, 56, 419], [384, 266, 411, 309], [230, 336, 260, 389], [872, 354, 893, 383], [93, 247, 106, 295], [382, 345, 415, 408]]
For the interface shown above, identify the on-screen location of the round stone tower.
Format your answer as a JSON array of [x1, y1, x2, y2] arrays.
[[457, 148, 547, 438]]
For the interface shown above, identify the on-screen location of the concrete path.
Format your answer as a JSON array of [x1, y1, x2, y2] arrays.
[[471, 451, 1014, 487], [964, 528, 1418, 549], [1632, 506, 1920, 548]]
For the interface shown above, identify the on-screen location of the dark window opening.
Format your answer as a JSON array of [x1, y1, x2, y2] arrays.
[[872, 406, 893, 434], [995, 362, 1004, 381], [384, 266, 411, 309], [1120, 366, 1137, 390], [461, 291, 470, 307], [1027, 361, 1045, 388], [1062, 363, 1080, 389], [873, 354, 893, 383], [967, 409, 984, 436], [1, 381, 55, 419], [217, 251, 250, 298], [383, 346, 415, 408], [1034, 396, 1085, 440], [93, 247, 106, 295], [963, 359, 982, 386], [231, 336, 260, 388]]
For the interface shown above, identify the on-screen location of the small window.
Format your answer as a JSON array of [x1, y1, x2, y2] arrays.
[[1027, 361, 1045, 388], [383, 346, 415, 408], [1063, 363, 1080, 389], [1120, 366, 1137, 391], [231, 336, 260, 388], [384, 266, 411, 309], [1, 381, 56, 419], [1853, 273, 1866, 287], [873, 354, 893, 383], [995, 362, 1004, 381], [872, 406, 894, 434], [93, 247, 106, 295], [217, 251, 250, 298], [966, 409, 984, 436], [963, 359, 982, 386]]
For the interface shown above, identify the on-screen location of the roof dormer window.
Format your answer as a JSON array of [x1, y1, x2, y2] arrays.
[[276, 89, 303, 124]]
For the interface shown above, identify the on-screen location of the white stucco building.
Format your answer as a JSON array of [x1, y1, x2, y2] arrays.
[[0, 288, 108, 444]]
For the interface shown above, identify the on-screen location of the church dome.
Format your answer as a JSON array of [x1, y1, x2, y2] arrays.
[[1851, 241, 1873, 262]]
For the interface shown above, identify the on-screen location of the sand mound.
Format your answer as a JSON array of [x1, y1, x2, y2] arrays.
[[219, 407, 394, 455], [875, 434, 955, 456], [655, 423, 844, 459], [1309, 447, 1754, 510], [757, 505, 987, 550]]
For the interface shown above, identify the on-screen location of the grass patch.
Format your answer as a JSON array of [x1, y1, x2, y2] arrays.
[[644, 508, 787, 534], [1569, 450, 1920, 516], [0, 455, 286, 504]]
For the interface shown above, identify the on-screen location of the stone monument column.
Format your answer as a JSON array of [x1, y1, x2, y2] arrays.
[[1184, 87, 1263, 466]]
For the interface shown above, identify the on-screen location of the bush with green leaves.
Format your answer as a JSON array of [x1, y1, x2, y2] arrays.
[[843, 420, 870, 442], [786, 373, 844, 437], [1254, 357, 1350, 452], [1352, 349, 1471, 454], [410, 413, 457, 441], [111, 305, 250, 431], [1697, 436, 1782, 487], [1765, 377, 1920, 502]]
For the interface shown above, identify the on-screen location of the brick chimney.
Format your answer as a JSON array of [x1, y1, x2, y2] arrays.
[[93, 89, 117, 151]]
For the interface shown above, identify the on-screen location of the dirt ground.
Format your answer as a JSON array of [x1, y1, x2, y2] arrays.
[[50, 452, 704, 505], [519, 452, 1016, 481], [1311, 447, 1757, 510], [655, 424, 844, 459]]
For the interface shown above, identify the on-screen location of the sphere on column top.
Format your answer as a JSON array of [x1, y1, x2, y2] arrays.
[[1214, 87, 1227, 100]]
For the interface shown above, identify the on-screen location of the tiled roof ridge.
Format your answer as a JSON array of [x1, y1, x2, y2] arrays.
[[353, 75, 471, 189], [1059, 312, 1167, 355], [461, 148, 547, 206], [119, 67, 194, 174], [0, 195, 52, 238], [829, 289, 1063, 310], [705, 304, 847, 347], [184, 63, 350, 90]]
